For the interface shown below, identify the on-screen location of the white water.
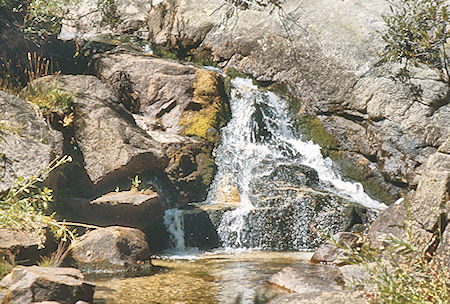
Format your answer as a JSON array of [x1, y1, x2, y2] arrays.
[[163, 209, 187, 251], [207, 78, 386, 249]]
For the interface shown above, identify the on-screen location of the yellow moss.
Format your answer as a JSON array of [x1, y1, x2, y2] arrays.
[[179, 70, 227, 140]]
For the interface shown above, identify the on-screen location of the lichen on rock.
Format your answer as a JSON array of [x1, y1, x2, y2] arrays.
[[179, 70, 230, 141]]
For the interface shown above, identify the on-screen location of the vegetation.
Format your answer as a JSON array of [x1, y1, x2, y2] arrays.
[[24, 86, 74, 117], [0, 155, 76, 242], [337, 203, 449, 304], [380, 0, 449, 82]]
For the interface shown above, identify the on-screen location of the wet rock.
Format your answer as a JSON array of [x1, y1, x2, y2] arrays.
[[182, 209, 220, 250], [0, 266, 94, 304], [0, 228, 56, 265], [310, 232, 360, 265], [65, 190, 167, 251], [0, 90, 63, 192], [71, 226, 150, 269], [94, 52, 230, 202], [269, 266, 342, 294], [31, 74, 168, 193]]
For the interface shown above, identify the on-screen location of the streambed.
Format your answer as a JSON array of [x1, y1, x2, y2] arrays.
[[90, 251, 363, 304]]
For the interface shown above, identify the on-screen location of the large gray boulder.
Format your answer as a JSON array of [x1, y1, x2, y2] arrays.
[[0, 266, 94, 304], [31, 75, 168, 192], [0, 90, 63, 192], [94, 52, 230, 203], [71, 226, 151, 269]]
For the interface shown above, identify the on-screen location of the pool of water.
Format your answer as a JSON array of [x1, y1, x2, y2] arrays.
[[90, 251, 362, 304]]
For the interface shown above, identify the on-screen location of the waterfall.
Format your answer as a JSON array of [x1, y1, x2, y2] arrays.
[[207, 78, 386, 250], [163, 209, 187, 251]]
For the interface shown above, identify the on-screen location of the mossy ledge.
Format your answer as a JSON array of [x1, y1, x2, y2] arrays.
[[179, 70, 230, 141]]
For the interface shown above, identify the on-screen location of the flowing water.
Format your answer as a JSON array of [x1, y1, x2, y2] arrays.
[[204, 78, 385, 249], [92, 77, 383, 303], [91, 251, 363, 304]]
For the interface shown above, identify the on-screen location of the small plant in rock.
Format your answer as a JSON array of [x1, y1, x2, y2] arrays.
[[25, 86, 74, 117], [38, 241, 72, 267], [130, 175, 142, 191], [380, 0, 450, 83], [336, 203, 449, 304]]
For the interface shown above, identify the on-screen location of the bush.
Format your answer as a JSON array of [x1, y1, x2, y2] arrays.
[[381, 0, 449, 82], [338, 203, 449, 304], [0, 155, 76, 242]]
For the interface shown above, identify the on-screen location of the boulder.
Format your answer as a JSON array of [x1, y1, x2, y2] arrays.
[[71, 226, 151, 269], [0, 228, 56, 265], [94, 52, 230, 202], [0, 90, 63, 192], [0, 266, 94, 304], [65, 190, 168, 251], [310, 232, 360, 265], [30, 74, 168, 193]]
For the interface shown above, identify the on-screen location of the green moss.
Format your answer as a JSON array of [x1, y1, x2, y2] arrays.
[[297, 114, 338, 150], [179, 70, 230, 140], [0, 261, 12, 279], [196, 152, 216, 186]]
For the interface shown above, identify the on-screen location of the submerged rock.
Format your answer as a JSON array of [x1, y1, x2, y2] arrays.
[[0, 266, 94, 304], [0, 90, 63, 192], [71, 226, 150, 269]]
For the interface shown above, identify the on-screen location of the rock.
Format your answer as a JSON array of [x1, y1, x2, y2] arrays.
[[94, 52, 230, 202], [65, 190, 167, 251], [59, 0, 151, 41], [0, 90, 63, 192], [0, 228, 56, 265], [30, 74, 168, 193], [0, 266, 94, 304], [310, 232, 360, 265], [369, 143, 450, 255], [268, 266, 342, 294], [71, 226, 150, 269], [182, 209, 220, 250], [339, 264, 371, 287]]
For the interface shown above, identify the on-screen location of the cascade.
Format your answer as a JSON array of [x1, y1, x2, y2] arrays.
[[205, 78, 386, 250], [163, 209, 187, 251]]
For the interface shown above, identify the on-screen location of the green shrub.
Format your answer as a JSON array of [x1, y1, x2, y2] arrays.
[[337, 203, 449, 303], [0, 155, 76, 242], [381, 0, 449, 82]]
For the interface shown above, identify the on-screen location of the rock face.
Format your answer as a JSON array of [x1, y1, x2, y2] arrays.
[[368, 138, 450, 257], [0, 266, 94, 304], [0, 229, 56, 265], [59, 0, 450, 204], [0, 90, 63, 192], [94, 52, 230, 203], [71, 226, 150, 269], [203, 163, 375, 250], [31, 75, 167, 192], [310, 232, 360, 265]]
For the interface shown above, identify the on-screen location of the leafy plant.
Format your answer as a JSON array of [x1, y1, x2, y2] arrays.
[[0, 155, 77, 242], [130, 175, 142, 191], [380, 0, 450, 82], [337, 203, 449, 304]]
